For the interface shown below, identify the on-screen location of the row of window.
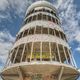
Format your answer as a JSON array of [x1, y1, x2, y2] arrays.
[[16, 26, 67, 42], [24, 13, 60, 25], [9, 42, 72, 65], [26, 8, 58, 19]]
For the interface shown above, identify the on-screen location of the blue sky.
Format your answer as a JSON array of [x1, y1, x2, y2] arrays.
[[0, 0, 80, 79]]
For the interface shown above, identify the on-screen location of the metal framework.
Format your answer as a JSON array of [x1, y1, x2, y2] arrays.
[[1, 1, 79, 80]]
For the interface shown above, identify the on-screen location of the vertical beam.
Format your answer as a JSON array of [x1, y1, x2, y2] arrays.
[[13, 46, 19, 63], [30, 42, 34, 62], [40, 42, 42, 61], [49, 42, 52, 61], [20, 44, 26, 62], [58, 67, 64, 80], [5, 49, 14, 67], [70, 51, 77, 68], [56, 43, 61, 63], [67, 49, 74, 66], [17, 67, 24, 80], [63, 46, 69, 64]]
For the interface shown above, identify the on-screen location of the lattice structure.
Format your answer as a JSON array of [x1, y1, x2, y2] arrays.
[[1, 1, 79, 80]]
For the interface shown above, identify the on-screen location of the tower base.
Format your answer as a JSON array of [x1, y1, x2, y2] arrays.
[[1, 61, 79, 80]]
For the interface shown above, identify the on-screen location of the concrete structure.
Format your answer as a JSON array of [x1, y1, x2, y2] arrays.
[[1, 1, 79, 80]]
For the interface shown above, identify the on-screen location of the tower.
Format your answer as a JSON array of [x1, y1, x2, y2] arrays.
[[1, 1, 79, 80]]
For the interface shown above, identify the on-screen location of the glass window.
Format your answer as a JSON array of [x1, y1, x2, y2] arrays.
[[48, 15, 51, 21], [42, 27, 48, 34], [38, 13, 42, 20], [51, 42, 57, 61], [64, 47, 69, 61], [55, 30, 59, 37], [18, 32, 23, 39], [51, 11, 54, 14], [22, 43, 32, 62], [43, 14, 46, 20], [28, 17, 32, 22], [58, 44, 65, 63], [60, 32, 64, 40], [32, 42, 40, 60], [39, 9, 42, 12], [52, 17, 55, 23], [29, 28, 34, 35], [23, 29, 28, 37], [32, 15, 36, 21], [42, 42, 50, 61], [64, 34, 67, 42], [15, 44, 24, 63], [55, 19, 58, 24], [35, 26, 42, 34], [11, 47, 17, 63], [49, 28, 54, 35]]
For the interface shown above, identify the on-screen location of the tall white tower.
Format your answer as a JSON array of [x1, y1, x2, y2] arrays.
[[1, 1, 79, 80]]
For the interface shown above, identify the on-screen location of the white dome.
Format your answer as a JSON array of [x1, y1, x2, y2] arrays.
[[26, 1, 57, 14]]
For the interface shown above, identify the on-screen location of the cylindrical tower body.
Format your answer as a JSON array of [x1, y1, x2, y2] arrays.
[[1, 1, 79, 80]]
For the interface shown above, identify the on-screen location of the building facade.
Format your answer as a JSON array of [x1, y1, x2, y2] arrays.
[[1, 1, 79, 80]]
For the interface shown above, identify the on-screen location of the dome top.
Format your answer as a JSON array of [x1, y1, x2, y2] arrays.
[[26, 1, 57, 14]]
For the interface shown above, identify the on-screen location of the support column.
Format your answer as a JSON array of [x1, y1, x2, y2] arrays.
[[13, 46, 19, 63], [70, 50, 77, 68], [40, 42, 42, 61], [56, 43, 61, 63], [30, 42, 34, 62], [58, 67, 64, 80], [67, 49, 74, 66], [6, 49, 14, 67], [21, 44, 26, 62], [49, 42, 52, 61], [17, 67, 24, 80], [63, 46, 69, 64]]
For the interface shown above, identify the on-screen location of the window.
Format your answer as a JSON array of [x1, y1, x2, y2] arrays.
[[42, 42, 50, 61], [35, 26, 42, 34], [52, 17, 55, 23], [11, 47, 17, 63], [42, 27, 48, 34], [38, 13, 42, 20], [33, 42, 40, 60], [51, 11, 54, 14], [48, 15, 51, 21], [32, 15, 36, 21], [64, 47, 70, 61], [58, 44, 65, 63], [28, 17, 32, 22], [23, 29, 28, 37], [14, 44, 24, 63], [55, 30, 59, 37], [43, 14, 46, 20], [60, 32, 64, 40], [29, 28, 34, 35], [55, 19, 58, 24], [49, 28, 54, 35], [51, 42, 57, 61], [18, 32, 23, 39], [22, 43, 32, 62]]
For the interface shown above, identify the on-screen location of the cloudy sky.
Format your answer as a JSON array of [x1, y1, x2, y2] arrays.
[[0, 0, 80, 79]]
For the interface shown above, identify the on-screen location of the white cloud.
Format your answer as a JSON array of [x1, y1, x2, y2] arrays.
[[56, 0, 80, 43], [0, 30, 15, 69], [56, 0, 63, 8], [0, 0, 8, 11], [75, 32, 80, 42], [76, 47, 80, 52]]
